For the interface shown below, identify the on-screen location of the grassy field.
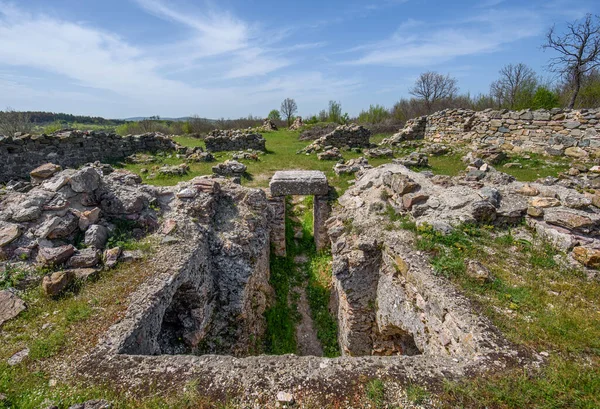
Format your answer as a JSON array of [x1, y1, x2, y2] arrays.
[[119, 130, 576, 195]]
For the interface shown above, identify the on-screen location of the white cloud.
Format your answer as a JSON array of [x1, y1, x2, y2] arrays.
[[343, 8, 546, 67]]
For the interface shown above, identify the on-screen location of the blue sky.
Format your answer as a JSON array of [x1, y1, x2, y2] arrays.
[[0, 0, 597, 119]]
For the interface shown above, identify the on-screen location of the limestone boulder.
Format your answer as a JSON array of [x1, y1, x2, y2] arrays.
[[0, 224, 21, 247], [0, 290, 26, 326], [70, 167, 101, 193], [42, 270, 75, 296], [68, 248, 101, 268], [85, 225, 109, 249], [104, 247, 122, 268], [572, 246, 600, 268], [30, 163, 61, 179], [37, 245, 76, 267]]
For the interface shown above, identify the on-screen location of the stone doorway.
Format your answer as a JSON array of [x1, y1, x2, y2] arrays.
[[267, 170, 331, 256]]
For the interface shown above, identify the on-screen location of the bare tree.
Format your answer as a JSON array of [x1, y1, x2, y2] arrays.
[[490, 63, 538, 109], [543, 14, 600, 109], [0, 107, 32, 136], [280, 98, 298, 126], [409, 72, 458, 113]]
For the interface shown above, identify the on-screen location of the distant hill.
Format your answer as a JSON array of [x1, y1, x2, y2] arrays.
[[123, 116, 198, 122], [23, 111, 127, 125]]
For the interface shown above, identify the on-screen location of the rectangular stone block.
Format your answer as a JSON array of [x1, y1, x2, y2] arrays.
[[269, 170, 329, 196]]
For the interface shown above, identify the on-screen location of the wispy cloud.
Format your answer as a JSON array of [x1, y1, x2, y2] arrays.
[[343, 8, 547, 67]]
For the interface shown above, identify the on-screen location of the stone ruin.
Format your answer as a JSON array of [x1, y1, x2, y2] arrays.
[[260, 118, 278, 131], [383, 108, 600, 158], [300, 123, 372, 154], [204, 129, 267, 152], [267, 171, 331, 256], [0, 130, 177, 183], [10, 113, 600, 403], [289, 116, 304, 130]]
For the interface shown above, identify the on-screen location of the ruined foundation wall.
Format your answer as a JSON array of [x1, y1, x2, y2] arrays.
[[204, 130, 266, 152], [106, 181, 272, 357], [0, 131, 177, 182], [387, 108, 600, 156]]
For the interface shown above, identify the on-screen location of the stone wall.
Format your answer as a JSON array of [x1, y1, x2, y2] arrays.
[[204, 130, 266, 152], [300, 124, 371, 153], [0, 130, 177, 183], [385, 108, 600, 157]]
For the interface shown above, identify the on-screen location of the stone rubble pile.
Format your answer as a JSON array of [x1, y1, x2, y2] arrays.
[[393, 152, 429, 167], [212, 160, 247, 181], [289, 116, 304, 130], [204, 129, 266, 152], [333, 157, 372, 175], [0, 162, 161, 304], [260, 118, 278, 131], [364, 147, 393, 159], [299, 124, 372, 154], [317, 147, 343, 161]]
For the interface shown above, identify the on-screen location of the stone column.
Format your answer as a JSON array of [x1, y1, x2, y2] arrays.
[[313, 194, 330, 252], [267, 191, 286, 257]]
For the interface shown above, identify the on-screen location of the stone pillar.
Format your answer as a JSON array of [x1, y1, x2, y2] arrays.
[[267, 191, 286, 257], [313, 194, 330, 252]]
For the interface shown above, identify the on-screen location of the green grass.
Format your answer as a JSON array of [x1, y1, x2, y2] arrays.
[[263, 196, 340, 357], [121, 129, 394, 193], [365, 379, 385, 407]]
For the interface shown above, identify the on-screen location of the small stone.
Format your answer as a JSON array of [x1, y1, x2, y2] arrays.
[[466, 260, 493, 283], [0, 290, 26, 326], [403, 192, 429, 209], [78, 208, 101, 231], [119, 250, 143, 262], [7, 348, 29, 366], [528, 197, 560, 208], [67, 399, 112, 409], [176, 188, 196, 199], [503, 163, 522, 169], [527, 206, 544, 217], [104, 247, 122, 268], [162, 219, 177, 235], [589, 165, 600, 173], [42, 270, 75, 296], [276, 391, 294, 404]]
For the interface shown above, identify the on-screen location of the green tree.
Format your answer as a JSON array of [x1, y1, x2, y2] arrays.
[[267, 109, 281, 121], [532, 86, 561, 109], [328, 100, 342, 124]]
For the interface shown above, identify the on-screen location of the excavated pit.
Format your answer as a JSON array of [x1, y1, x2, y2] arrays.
[[80, 167, 531, 402]]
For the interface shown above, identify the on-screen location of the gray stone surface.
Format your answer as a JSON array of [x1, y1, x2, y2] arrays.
[[269, 170, 329, 196], [0, 290, 26, 326]]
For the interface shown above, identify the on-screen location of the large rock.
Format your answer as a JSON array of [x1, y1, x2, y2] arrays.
[[30, 163, 61, 179], [0, 290, 26, 326], [212, 160, 247, 177], [42, 270, 75, 296], [0, 224, 21, 247], [78, 207, 101, 230], [68, 248, 101, 268], [70, 167, 101, 193], [572, 246, 600, 268], [104, 247, 122, 268], [85, 225, 109, 249], [37, 245, 76, 267]]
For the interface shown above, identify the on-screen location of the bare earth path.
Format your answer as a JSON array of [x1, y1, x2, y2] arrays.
[[293, 282, 324, 356]]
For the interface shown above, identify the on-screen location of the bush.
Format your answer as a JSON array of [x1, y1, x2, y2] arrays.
[[357, 104, 390, 124], [532, 86, 561, 109]]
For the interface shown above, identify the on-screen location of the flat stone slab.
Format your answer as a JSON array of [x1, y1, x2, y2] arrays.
[[269, 171, 329, 196]]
